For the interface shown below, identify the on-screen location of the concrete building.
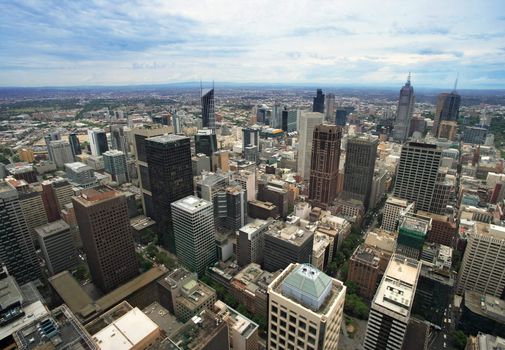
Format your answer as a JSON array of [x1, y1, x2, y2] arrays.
[[65, 162, 97, 187], [68, 133, 82, 158], [263, 222, 314, 272], [258, 181, 289, 217], [0, 180, 41, 284], [103, 149, 129, 184], [236, 219, 270, 267], [6, 162, 37, 183], [363, 255, 422, 350], [325, 93, 335, 122], [393, 75, 415, 143], [456, 222, 505, 297], [312, 233, 330, 271], [18, 148, 35, 163], [192, 154, 211, 175], [459, 292, 505, 338], [417, 210, 457, 247], [87, 128, 109, 156], [463, 126, 488, 145], [438, 121, 458, 141], [466, 332, 505, 350], [36, 220, 78, 276], [297, 112, 324, 180], [248, 200, 279, 220], [171, 196, 217, 276], [396, 213, 431, 259], [308, 124, 341, 209], [73, 187, 139, 292], [110, 124, 129, 156], [267, 263, 346, 350], [48, 140, 74, 168], [214, 300, 259, 350]]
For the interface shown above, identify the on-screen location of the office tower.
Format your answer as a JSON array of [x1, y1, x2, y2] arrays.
[[363, 255, 422, 350], [103, 150, 128, 184], [18, 148, 35, 163], [0, 180, 41, 284], [297, 111, 324, 180], [257, 181, 289, 218], [236, 219, 269, 266], [195, 129, 218, 157], [217, 185, 247, 231], [172, 112, 182, 134], [463, 126, 488, 145], [131, 125, 172, 218], [72, 187, 138, 292], [263, 223, 314, 272], [456, 222, 505, 297], [343, 135, 379, 210], [87, 128, 109, 156], [312, 89, 325, 113], [146, 135, 193, 252], [281, 109, 297, 132], [438, 120, 458, 140], [393, 75, 415, 143], [213, 301, 259, 350], [36, 220, 78, 276], [68, 133, 81, 158], [271, 103, 283, 129], [393, 142, 442, 213], [242, 127, 260, 152], [44, 131, 61, 161], [325, 93, 335, 121], [65, 162, 97, 187], [433, 91, 461, 137], [213, 150, 230, 172], [267, 263, 346, 350], [41, 181, 61, 222], [171, 196, 217, 276], [201, 88, 215, 131], [308, 124, 342, 209], [417, 210, 457, 246], [192, 154, 211, 175], [110, 125, 129, 156], [335, 108, 348, 126], [6, 162, 37, 183], [48, 140, 74, 168], [381, 196, 412, 232], [396, 213, 431, 259]]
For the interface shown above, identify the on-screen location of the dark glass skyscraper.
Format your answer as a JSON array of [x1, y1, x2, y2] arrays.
[[343, 135, 379, 210], [433, 92, 461, 137], [195, 129, 218, 157], [308, 124, 342, 209], [68, 133, 81, 157], [312, 89, 325, 113], [146, 135, 193, 252], [111, 125, 128, 156], [335, 109, 348, 126], [201, 88, 215, 131]]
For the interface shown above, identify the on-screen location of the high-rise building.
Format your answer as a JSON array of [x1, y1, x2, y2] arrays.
[[201, 88, 215, 131], [343, 135, 378, 210], [103, 150, 128, 184], [36, 220, 78, 276], [393, 75, 415, 143], [236, 219, 270, 267], [267, 263, 346, 350], [146, 134, 193, 252], [396, 213, 431, 259], [87, 128, 109, 156], [312, 89, 325, 113], [110, 125, 129, 156], [297, 112, 324, 180], [242, 127, 260, 153], [433, 91, 461, 137], [195, 129, 218, 157], [213, 300, 259, 350], [0, 180, 41, 284], [171, 196, 217, 276], [281, 109, 298, 132], [257, 181, 289, 218], [131, 125, 173, 218], [325, 93, 335, 121], [65, 162, 97, 187], [68, 133, 82, 157], [393, 142, 442, 213], [456, 222, 505, 297], [335, 108, 348, 126], [48, 140, 74, 168], [44, 131, 61, 161], [271, 103, 283, 129], [308, 124, 342, 209], [18, 148, 35, 163], [363, 254, 422, 350], [41, 180, 61, 222], [381, 196, 412, 232], [72, 187, 139, 292]]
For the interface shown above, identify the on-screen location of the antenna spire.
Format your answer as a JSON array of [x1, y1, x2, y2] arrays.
[[407, 72, 411, 85], [453, 73, 459, 92]]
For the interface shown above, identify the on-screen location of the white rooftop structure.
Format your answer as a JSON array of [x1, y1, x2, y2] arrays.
[[171, 195, 212, 214]]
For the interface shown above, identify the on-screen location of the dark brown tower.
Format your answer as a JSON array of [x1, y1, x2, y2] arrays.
[[72, 187, 139, 292], [308, 124, 342, 209], [41, 181, 61, 222]]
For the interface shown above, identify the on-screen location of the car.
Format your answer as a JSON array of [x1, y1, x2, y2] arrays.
[[443, 334, 447, 339], [443, 342, 447, 348]]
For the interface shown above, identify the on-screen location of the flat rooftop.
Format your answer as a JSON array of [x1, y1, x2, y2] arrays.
[[34, 220, 70, 238], [386, 196, 409, 207], [146, 134, 188, 144], [0, 301, 48, 341], [400, 216, 430, 234], [239, 219, 269, 236], [464, 291, 505, 324], [65, 162, 92, 172], [171, 195, 211, 214], [266, 223, 313, 246], [475, 222, 505, 240], [73, 186, 122, 206], [143, 302, 183, 338]]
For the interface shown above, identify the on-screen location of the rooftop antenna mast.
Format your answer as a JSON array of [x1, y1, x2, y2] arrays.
[[407, 72, 411, 84], [453, 73, 459, 92]]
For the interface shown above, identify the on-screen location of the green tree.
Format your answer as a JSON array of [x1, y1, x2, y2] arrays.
[[450, 330, 467, 350]]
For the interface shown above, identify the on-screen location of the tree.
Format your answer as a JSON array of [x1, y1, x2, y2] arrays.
[[450, 330, 467, 350]]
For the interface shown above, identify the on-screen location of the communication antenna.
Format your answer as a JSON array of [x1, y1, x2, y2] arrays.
[[407, 72, 411, 84], [453, 73, 459, 92]]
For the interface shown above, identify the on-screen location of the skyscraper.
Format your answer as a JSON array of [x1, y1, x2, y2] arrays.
[[103, 150, 129, 184], [87, 128, 109, 156], [201, 88, 215, 131], [110, 124, 129, 156], [72, 187, 139, 292], [312, 89, 325, 113], [393, 142, 442, 213], [343, 135, 379, 210], [48, 140, 74, 168], [68, 133, 81, 157], [195, 129, 218, 157], [0, 180, 41, 284], [242, 127, 260, 152], [267, 263, 346, 350], [363, 254, 421, 350], [308, 124, 342, 209], [45, 131, 61, 161], [297, 111, 324, 180], [393, 74, 415, 143], [433, 91, 461, 137], [325, 93, 335, 121], [335, 108, 348, 126], [145, 134, 193, 252], [171, 196, 217, 276], [271, 103, 283, 129]]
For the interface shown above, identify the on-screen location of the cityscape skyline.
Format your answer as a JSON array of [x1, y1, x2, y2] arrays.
[[1, 0, 505, 88]]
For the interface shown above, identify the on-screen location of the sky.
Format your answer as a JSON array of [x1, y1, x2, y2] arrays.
[[1, 0, 504, 88]]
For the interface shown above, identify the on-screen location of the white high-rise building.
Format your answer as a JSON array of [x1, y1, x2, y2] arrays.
[[267, 263, 346, 350], [297, 111, 324, 180], [48, 140, 74, 168], [393, 75, 415, 143], [381, 196, 413, 232], [171, 196, 217, 276], [363, 254, 421, 350], [456, 222, 505, 297], [325, 93, 335, 122], [87, 128, 108, 156], [103, 150, 128, 184]]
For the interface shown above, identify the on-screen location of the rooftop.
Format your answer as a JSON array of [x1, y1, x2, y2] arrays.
[[172, 195, 211, 214], [146, 134, 188, 144], [399, 216, 430, 234], [143, 302, 183, 338], [239, 219, 269, 237], [0, 274, 23, 311], [464, 291, 505, 324], [266, 223, 313, 247], [65, 162, 92, 172], [73, 186, 122, 206], [475, 222, 505, 240], [34, 220, 70, 238], [0, 301, 48, 342], [214, 301, 258, 339], [102, 149, 125, 157]]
